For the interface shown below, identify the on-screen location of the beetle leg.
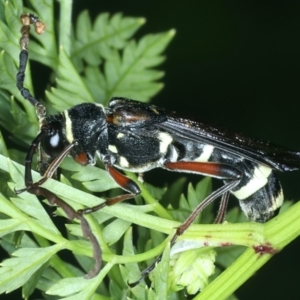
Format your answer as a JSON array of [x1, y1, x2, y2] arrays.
[[25, 185, 102, 279], [128, 178, 240, 287], [164, 161, 241, 179], [79, 164, 141, 214], [214, 191, 230, 224], [15, 132, 76, 192], [15, 136, 101, 278], [163, 161, 242, 234], [128, 161, 242, 287]]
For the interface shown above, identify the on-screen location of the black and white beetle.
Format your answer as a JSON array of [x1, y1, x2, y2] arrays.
[[16, 14, 300, 284]]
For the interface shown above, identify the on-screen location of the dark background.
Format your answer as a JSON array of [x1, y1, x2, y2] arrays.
[[72, 1, 300, 299], [2, 1, 300, 299]]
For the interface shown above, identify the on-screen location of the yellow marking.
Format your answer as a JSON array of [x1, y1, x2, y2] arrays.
[[63, 110, 74, 143], [95, 103, 105, 109], [194, 145, 214, 162], [151, 107, 159, 114], [158, 132, 173, 154], [232, 165, 272, 200], [117, 133, 125, 139], [119, 156, 129, 167], [108, 145, 118, 153], [269, 189, 284, 212]]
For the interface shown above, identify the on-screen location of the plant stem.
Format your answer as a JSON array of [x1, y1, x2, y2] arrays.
[[196, 201, 300, 299], [125, 171, 174, 220]]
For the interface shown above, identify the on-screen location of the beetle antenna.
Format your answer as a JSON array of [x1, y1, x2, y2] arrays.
[[16, 13, 46, 119], [15, 14, 102, 279]]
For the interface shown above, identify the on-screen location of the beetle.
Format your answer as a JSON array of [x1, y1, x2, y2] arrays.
[[16, 13, 300, 284]]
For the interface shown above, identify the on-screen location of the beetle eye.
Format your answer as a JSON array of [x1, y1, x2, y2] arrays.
[[41, 130, 64, 157]]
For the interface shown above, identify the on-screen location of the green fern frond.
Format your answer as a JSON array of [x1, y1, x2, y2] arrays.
[[1, 1, 300, 299]]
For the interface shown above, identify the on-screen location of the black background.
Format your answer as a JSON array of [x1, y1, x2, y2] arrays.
[[72, 1, 300, 299], [3, 1, 300, 299]]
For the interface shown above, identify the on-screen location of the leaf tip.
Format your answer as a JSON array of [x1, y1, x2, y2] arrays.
[[138, 17, 146, 25], [168, 29, 176, 38]]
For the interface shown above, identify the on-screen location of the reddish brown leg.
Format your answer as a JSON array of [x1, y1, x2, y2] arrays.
[[128, 160, 241, 287], [16, 134, 101, 278], [27, 186, 102, 279], [214, 192, 230, 224], [79, 164, 141, 214]]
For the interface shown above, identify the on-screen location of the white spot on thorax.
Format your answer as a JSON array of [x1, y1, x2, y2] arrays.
[[117, 132, 125, 139], [108, 145, 118, 153], [119, 156, 129, 168]]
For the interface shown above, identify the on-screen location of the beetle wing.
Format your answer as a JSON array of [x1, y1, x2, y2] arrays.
[[157, 116, 300, 172], [108, 98, 300, 171]]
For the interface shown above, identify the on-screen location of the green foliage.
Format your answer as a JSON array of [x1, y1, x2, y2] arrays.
[[1, 1, 300, 300]]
